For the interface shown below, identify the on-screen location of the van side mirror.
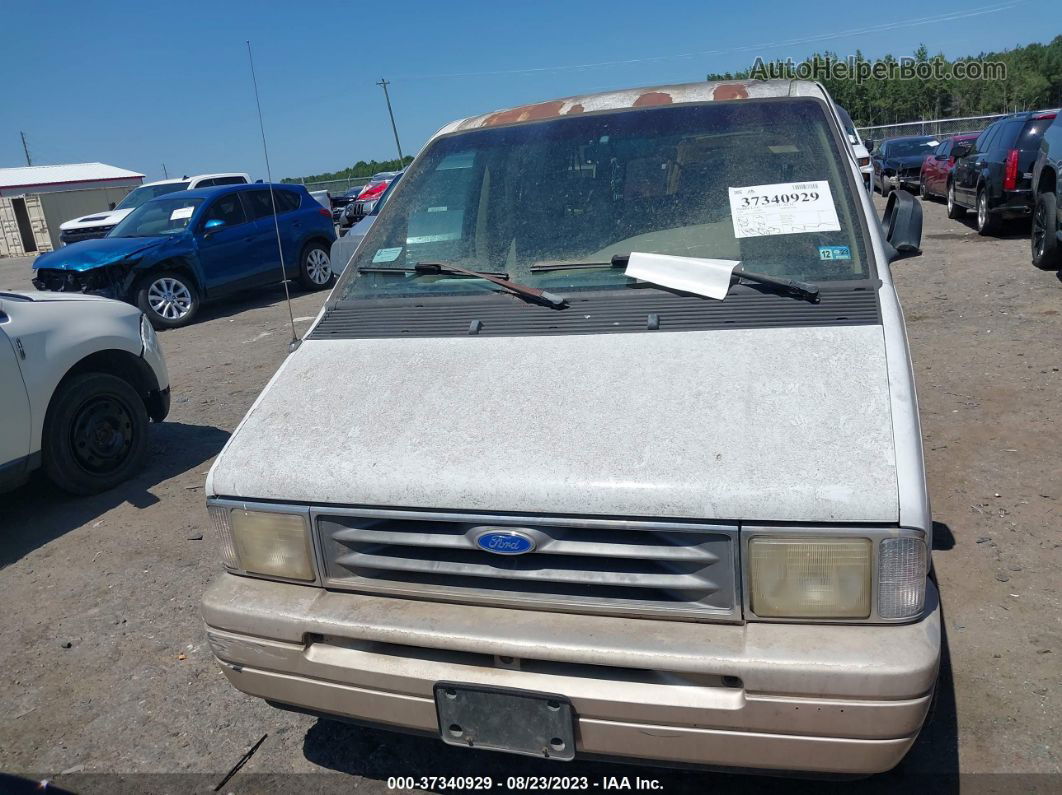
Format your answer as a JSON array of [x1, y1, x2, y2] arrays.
[[881, 189, 923, 262], [108, 202, 116, 211]]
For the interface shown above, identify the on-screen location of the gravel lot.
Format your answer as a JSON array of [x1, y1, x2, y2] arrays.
[[1, 195, 1059, 794]]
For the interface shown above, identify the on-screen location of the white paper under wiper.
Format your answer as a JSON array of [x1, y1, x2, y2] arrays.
[[623, 252, 739, 301]]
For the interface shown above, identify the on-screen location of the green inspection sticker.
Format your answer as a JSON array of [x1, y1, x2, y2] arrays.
[[372, 247, 403, 263], [818, 245, 852, 260]]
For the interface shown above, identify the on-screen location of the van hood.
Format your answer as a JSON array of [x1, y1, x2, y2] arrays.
[[33, 236, 169, 272], [59, 207, 133, 231], [210, 326, 899, 522]]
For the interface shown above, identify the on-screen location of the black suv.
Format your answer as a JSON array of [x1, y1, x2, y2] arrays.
[[1031, 114, 1062, 269], [948, 110, 1059, 235]]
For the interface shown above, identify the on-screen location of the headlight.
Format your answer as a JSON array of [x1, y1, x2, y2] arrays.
[[208, 504, 315, 581], [749, 537, 872, 619], [747, 532, 928, 621]]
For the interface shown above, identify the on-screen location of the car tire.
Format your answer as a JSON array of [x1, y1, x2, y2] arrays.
[[946, 182, 966, 219], [976, 188, 997, 236], [136, 271, 199, 329], [1032, 191, 1061, 269], [298, 241, 335, 290], [42, 372, 149, 495]]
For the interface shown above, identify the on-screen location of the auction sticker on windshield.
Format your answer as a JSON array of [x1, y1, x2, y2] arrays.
[[170, 206, 194, 221], [728, 181, 840, 238], [372, 247, 403, 263]]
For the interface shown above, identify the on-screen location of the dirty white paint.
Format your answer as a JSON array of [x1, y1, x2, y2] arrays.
[[209, 325, 898, 522]]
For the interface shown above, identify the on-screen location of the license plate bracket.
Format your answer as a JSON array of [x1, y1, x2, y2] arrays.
[[434, 683, 575, 760]]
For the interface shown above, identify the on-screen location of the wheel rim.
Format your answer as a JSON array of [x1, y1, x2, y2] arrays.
[[978, 194, 987, 228], [306, 248, 332, 284], [147, 277, 193, 320], [1033, 204, 1047, 257], [70, 395, 135, 475]]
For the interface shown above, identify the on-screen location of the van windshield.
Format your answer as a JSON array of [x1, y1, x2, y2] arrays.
[[337, 98, 870, 302]]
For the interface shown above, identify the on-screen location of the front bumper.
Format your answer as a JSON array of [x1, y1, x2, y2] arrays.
[[897, 172, 921, 191], [203, 574, 940, 775], [32, 267, 122, 298]]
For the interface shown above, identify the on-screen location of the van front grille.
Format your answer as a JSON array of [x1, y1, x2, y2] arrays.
[[315, 509, 739, 622]]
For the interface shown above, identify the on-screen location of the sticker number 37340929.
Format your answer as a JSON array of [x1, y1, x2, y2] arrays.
[[728, 180, 841, 239]]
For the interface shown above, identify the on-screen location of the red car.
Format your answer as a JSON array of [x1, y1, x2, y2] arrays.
[[919, 133, 978, 200]]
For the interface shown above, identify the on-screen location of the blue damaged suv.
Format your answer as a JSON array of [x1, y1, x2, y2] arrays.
[[32, 183, 337, 328]]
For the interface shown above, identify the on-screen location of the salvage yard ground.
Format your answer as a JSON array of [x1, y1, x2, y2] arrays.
[[0, 195, 1059, 793]]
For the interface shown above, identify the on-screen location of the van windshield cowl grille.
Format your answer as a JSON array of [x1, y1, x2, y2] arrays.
[[315, 511, 740, 622]]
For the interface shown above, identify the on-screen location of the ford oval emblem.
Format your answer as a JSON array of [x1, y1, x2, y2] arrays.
[[474, 529, 536, 556]]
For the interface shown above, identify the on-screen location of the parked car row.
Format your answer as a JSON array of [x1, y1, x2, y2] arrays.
[[868, 111, 1062, 268], [338, 170, 400, 228], [329, 185, 364, 222]]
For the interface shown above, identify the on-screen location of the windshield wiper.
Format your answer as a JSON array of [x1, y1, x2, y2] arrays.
[[530, 254, 820, 302], [530, 254, 629, 272], [359, 262, 567, 308]]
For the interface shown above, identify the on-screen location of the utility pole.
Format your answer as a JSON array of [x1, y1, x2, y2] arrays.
[[20, 131, 31, 166], [376, 78, 404, 162], [162, 163, 169, 179]]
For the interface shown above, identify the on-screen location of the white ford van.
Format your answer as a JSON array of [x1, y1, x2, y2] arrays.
[[202, 80, 937, 776]]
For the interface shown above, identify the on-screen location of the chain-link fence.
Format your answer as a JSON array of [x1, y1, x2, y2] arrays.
[[292, 177, 371, 197], [857, 113, 1006, 144]]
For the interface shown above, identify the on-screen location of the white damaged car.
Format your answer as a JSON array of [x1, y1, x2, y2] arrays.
[[202, 80, 935, 776], [0, 291, 170, 493]]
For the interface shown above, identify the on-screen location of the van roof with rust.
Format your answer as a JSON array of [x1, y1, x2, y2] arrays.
[[434, 79, 829, 138]]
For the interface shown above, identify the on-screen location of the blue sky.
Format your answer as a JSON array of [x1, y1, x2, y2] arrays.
[[1, 0, 1057, 181]]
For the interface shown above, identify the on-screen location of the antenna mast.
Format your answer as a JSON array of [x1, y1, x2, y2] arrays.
[[20, 131, 32, 166], [246, 40, 299, 350]]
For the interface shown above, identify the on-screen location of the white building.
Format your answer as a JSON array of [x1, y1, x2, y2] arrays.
[[0, 163, 144, 257]]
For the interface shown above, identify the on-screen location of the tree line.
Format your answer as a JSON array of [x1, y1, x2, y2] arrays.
[[707, 36, 1062, 127], [282, 156, 414, 185]]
